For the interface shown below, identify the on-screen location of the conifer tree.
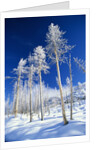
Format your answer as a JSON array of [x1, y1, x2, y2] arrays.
[[27, 53, 36, 122], [13, 58, 27, 117], [46, 23, 73, 124], [69, 53, 73, 120], [33, 46, 49, 121], [73, 57, 86, 73]]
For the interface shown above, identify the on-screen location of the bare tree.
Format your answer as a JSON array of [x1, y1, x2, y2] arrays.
[[13, 58, 27, 117], [66, 77, 70, 105], [33, 46, 49, 121], [69, 53, 73, 120], [34, 86, 38, 115], [23, 80, 28, 114], [46, 23, 73, 124], [27, 53, 36, 122], [44, 84, 50, 114], [12, 81, 17, 115], [73, 57, 86, 73], [6, 97, 10, 118], [19, 80, 24, 115]]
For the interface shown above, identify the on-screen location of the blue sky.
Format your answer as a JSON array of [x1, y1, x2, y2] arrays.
[[5, 15, 86, 101]]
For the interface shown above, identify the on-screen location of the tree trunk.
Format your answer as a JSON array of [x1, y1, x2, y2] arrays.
[[27, 89, 29, 117], [69, 53, 73, 120], [46, 85, 50, 115], [34, 93, 38, 114], [39, 71, 44, 121], [15, 75, 20, 117], [29, 75, 32, 122], [7, 98, 9, 118], [38, 90, 40, 118], [54, 49, 68, 125]]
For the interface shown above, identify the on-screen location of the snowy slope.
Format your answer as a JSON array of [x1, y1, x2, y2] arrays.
[[5, 101, 86, 142]]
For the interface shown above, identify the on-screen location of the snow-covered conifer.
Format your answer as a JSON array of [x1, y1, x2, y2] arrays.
[[33, 46, 49, 121], [12, 81, 17, 114], [69, 53, 73, 120], [5, 97, 10, 118], [23, 80, 28, 114], [73, 57, 86, 73], [46, 23, 72, 124], [27, 53, 36, 122], [13, 58, 27, 117]]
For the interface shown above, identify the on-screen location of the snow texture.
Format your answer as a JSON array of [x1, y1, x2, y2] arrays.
[[46, 23, 74, 63], [13, 58, 27, 76], [5, 101, 86, 142]]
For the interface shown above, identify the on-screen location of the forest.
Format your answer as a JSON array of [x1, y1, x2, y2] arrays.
[[5, 23, 86, 142]]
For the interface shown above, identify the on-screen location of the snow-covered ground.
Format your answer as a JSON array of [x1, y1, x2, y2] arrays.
[[5, 100, 86, 142]]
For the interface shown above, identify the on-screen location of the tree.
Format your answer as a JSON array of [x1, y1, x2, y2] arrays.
[[27, 53, 36, 122], [12, 81, 17, 115], [6, 97, 10, 118], [33, 46, 49, 121], [77, 82, 86, 104], [66, 77, 70, 104], [19, 80, 24, 115], [13, 58, 27, 117], [46, 23, 73, 124], [68, 53, 73, 120], [73, 57, 86, 73], [44, 84, 50, 115], [23, 80, 28, 114]]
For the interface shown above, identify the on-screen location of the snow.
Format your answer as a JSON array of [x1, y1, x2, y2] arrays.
[[5, 101, 86, 142], [13, 58, 27, 76]]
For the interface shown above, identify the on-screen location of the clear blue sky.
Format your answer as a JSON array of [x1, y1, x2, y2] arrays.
[[5, 15, 86, 101]]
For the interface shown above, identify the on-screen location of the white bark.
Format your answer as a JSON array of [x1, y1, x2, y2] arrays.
[[37, 89, 40, 118], [7, 98, 9, 118], [46, 23, 73, 125], [15, 75, 20, 117], [39, 71, 44, 121], [33, 46, 49, 121], [54, 47, 68, 125], [29, 69, 33, 122], [69, 53, 73, 120]]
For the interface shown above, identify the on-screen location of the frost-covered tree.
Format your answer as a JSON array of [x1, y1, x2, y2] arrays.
[[46, 23, 73, 124], [13, 58, 27, 117], [23, 80, 28, 114], [35, 85, 40, 118], [77, 82, 86, 104], [27, 53, 36, 122], [44, 84, 50, 114], [12, 81, 17, 114], [68, 53, 73, 120], [33, 46, 49, 121], [66, 77, 70, 103], [18, 80, 24, 114], [73, 57, 86, 73], [5, 97, 10, 118], [34, 85, 40, 117]]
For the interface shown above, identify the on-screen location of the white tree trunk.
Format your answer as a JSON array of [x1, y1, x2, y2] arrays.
[[37, 89, 40, 118], [27, 89, 29, 117], [46, 85, 50, 115], [29, 76, 32, 122], [7, 98, 9, 118], [69, 53, 73, 120], [39, 71, 44, 121], [15, 75, 20, 117], [54, 48, 68, 125], [37, 95, 39, 117]]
